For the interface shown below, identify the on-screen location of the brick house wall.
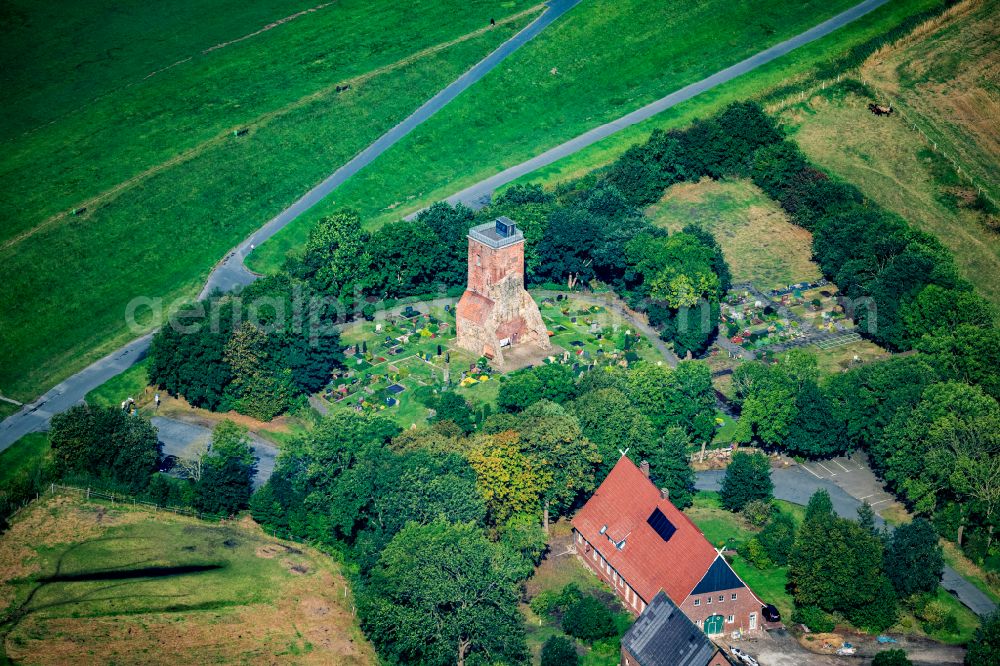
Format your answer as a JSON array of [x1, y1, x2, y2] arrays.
[[576, 528, 764, 636], [679, 586, 763, 635], [575, 530, 648, 615]]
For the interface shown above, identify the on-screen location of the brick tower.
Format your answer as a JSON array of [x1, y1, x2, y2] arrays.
[[455, 217, 550, 366]]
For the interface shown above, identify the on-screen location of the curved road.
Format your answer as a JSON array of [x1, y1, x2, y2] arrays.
[[696, 467, 998, 618], [1, 0, 892, 450]]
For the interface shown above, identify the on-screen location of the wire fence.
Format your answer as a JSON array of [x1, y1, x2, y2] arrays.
[[858, 77, 998, 209], [765, 70, 997, 210]]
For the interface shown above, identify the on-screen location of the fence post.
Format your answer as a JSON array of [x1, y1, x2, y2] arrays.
[[86, 487, 90, 500]]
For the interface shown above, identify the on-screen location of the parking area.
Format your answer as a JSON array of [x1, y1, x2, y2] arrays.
[[725, 629, 966, 666], [796, 452, 900, 515]]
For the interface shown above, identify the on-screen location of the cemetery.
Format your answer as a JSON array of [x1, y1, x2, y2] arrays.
[[317, 295, 662, 426]]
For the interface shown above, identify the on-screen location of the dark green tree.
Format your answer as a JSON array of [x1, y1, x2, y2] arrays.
[[562, 596, 617, 642], [570, 388, 656, 476], [416, 202, 476, 288], [360, 519, 527, 666], [872, 649, 912, 666], [884, 518, 944, 599], [858, 500, 877, 536], [641, 427, 696, 509], [784, 381, 845, 458], [965, 611, 1000, 666], [541, 636, 580, 666], [49, 405, 160, 492], [432, 391, 476, 434], [758, 510, 797, 565], [790, 490, 898, 631], [193, 420, 257, 516], [720, 451, 773, 512]]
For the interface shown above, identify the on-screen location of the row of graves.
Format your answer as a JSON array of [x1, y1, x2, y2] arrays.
[[538, 296, 659, 366], [721, 281, 859, 352], [323, 305, 464, 415], [319, 295, 667, 423]]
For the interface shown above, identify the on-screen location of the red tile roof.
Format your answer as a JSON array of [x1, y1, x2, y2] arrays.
[[572, 456, 719, 605]]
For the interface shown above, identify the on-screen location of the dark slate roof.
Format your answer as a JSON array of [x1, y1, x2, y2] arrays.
[[622, 591, 721, 666], [690, 555, 745, 595]]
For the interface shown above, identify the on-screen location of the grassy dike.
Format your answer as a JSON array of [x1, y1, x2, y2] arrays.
[[248, 0, 942, 275], [0, 9, 536, 403]]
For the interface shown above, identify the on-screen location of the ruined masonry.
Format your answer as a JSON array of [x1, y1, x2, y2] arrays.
[[455, 217, 550, 366]]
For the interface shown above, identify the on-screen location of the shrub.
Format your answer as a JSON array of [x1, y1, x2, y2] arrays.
[[758, 510, 796, 566], [966, 610, 1000, 666], [742, 499, 773, 527], [562, 596, 617, 642], [916, 598, 959, 635], [872, 649, 912, 666], [529, 590, 561, 619], [791, 606, 835, 633], [541, 636, 580, 666], [739, 537, 773, 569]]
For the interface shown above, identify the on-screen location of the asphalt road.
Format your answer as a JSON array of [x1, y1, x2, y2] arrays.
[[696, 466, 998, 618], [0, 0, 579, 451], [0, 0, 893, 449], [151, 416, 277, 489], [201, 0, 583, 298], [436, 0, 894, 211], [0, 333, 153, 450]]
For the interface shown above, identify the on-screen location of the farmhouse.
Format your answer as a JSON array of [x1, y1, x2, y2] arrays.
[[621, 591, 733, 666], [572, 457, 765, 635], [455, 217, 550, 366]]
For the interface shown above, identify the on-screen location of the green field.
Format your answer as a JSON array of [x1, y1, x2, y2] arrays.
[[0, 433, 50, 490], [250, 0, 887, 272], [781, 84, 1000, 306], [647, 179, 822, 291], [861, 0, 999, 204], [0, 0, 536, 404], [1, 0, 946, 412], [0, 495, 373, 663], [83, 359, 151, 409]]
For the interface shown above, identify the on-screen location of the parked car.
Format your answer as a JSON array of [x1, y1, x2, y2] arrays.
[[729, 646, 759, 666], [836, 643, 856, 656], [761, 604, 781, 623]]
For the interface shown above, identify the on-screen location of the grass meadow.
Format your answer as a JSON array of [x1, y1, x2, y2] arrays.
[[861, 0, 999, 204], [0, 433, 50, 490], [1, 0, 948, 407], [646, 179, 822, 292], [0, 495, 373, 664], [0, 2, 536, 403], [781, 84, 1000, 306]]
